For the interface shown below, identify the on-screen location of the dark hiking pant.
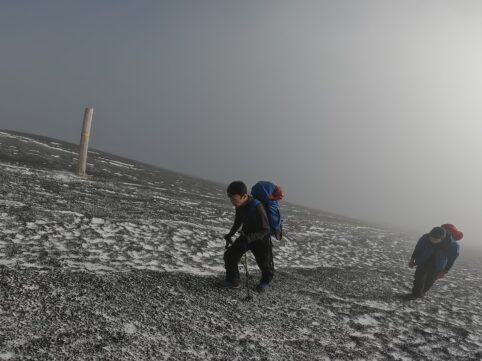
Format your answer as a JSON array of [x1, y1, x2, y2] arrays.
[[224, 236, 274, 285], [412, 256, 437, 297]]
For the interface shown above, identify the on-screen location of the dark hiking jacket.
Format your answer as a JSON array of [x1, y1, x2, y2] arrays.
[[411, 233, 460, 272], [226, 197, 270, 243]]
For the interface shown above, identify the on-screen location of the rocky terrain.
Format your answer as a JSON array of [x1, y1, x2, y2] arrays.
[[0, 130, 481, 360]]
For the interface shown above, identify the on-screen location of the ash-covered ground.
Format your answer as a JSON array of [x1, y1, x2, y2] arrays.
[[0, 130, 481, 360]]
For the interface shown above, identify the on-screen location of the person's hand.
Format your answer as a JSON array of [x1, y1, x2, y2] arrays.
[[436, 271, 447, 279], [408, 259, 416, 268], [224, 234, 232, 249]]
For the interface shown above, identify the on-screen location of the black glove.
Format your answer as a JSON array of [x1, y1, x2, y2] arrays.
[[224, 234, 233, 249]]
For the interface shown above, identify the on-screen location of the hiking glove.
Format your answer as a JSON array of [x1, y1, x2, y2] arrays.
[[224, 234, 233, 249], [436, 271, 447, 279]]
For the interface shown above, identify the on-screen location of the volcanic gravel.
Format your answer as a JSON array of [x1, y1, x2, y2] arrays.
[[0, 130, 481, 360]]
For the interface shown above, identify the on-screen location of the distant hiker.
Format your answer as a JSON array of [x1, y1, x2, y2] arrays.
[[223, 181, 274, 292], [407, 225, 462, 299]]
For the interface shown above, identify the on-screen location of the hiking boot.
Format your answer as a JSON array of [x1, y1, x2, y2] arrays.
[[222, 280, 241, 289], [402, 293, 422, 301], [256, 282, 271, 293]]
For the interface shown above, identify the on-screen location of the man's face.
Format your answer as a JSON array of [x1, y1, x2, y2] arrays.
[[229, 194, 249, 207], [429, 236, 443, 244]]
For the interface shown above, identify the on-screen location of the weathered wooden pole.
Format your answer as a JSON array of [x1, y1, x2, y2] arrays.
[[77, 107, 94, 177]]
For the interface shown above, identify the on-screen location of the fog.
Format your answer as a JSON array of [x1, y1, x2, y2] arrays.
[[1, 1, 481, 249]]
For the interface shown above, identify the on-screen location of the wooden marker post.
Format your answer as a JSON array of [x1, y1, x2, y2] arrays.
[[77, 107, 94, 177]]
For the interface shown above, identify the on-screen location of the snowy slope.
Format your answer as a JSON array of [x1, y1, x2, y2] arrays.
[[0, 130, 481, 360]]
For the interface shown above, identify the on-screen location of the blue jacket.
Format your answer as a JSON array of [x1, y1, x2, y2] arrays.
[[411, 233, 460, 272]]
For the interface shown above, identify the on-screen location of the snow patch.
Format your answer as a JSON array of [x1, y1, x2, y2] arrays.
[[0, 352, 15, 360], [354, 314, 379, 327], [123, 323, 137, 335]]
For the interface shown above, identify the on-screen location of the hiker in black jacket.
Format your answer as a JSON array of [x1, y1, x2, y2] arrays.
[[223, 181, 274, 292]]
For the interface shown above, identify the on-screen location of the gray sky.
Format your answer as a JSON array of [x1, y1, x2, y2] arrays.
[[1, 0, 481, 249]]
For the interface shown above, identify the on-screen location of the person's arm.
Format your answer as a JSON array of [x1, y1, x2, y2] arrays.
[[409, 235, 425, 267], [226, 208, 242, 237], [244, 203, 270, 243], [444, 242, 460, 272]]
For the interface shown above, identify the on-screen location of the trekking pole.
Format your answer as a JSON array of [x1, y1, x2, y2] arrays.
[[243, 241, 252, 300]]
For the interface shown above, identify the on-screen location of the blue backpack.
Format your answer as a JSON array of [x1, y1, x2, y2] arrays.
[[251, 181, 284, 240]]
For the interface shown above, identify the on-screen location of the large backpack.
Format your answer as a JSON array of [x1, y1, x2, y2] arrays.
[[441, 224, 463, 241], [251, 181, 284, 239]]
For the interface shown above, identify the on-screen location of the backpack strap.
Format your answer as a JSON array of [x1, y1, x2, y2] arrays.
[[249, 198, 261, 217], [248, 198, 262, 228]]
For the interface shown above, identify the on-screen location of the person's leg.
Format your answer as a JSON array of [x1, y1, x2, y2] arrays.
[[250, 237, 274, 285], [412, 265, 428, 297], [423, 258, 439, 294], [423, 271, 437, 294], [412, 253, 438, 297], [223, 237, 247, 286]]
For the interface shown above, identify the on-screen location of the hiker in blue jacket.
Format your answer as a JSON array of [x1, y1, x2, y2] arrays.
[[223, 181, 274, 292], [407, 226, 460, 299]]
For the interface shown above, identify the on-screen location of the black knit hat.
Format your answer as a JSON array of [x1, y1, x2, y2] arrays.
[[227, 181, 247, 197], [429, 226, 446, 239]]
